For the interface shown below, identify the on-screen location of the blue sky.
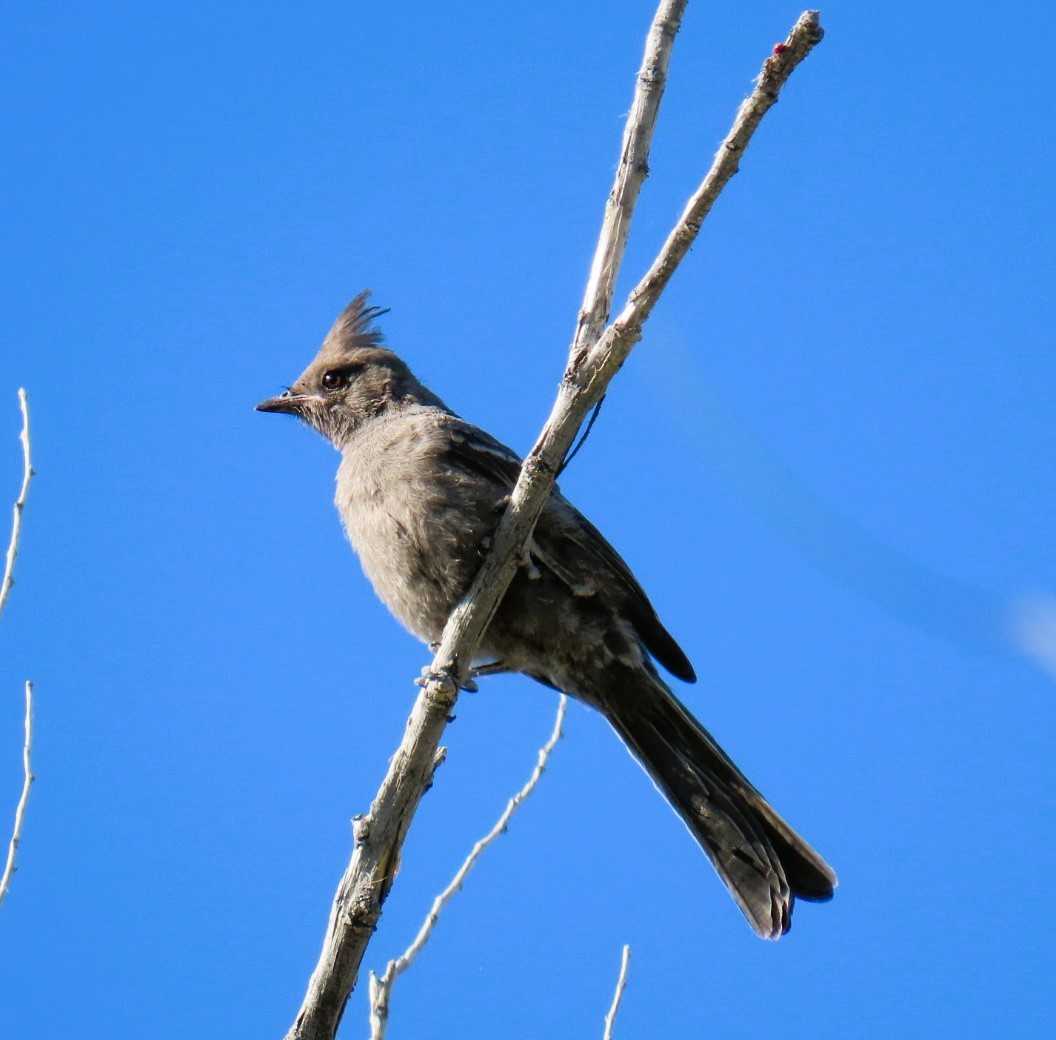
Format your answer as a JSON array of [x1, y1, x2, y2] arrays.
[[2, 2, 1054, 1037]]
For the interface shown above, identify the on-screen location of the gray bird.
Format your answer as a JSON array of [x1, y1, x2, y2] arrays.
[[257, 293, 836, 939]]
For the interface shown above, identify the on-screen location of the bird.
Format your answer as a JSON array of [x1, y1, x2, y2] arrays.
[[257, 292, 836, 938]]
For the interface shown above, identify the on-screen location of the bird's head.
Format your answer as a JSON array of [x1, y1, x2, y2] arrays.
[[257, 292, 436, 447]]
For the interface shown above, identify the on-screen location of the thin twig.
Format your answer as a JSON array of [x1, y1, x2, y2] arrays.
[[368, 696, 567, 1040], [603, 945, 632, 1040], [0, 389, 33, 623], [0, 682, 34, 909], [284, 11, 823, 1039], [0, 391, 34, 911]]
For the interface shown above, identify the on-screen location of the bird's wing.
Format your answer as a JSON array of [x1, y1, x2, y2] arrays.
[[553, 504, 697, 683], [439, 416, 696, 683], [442, 420, 525, 488]]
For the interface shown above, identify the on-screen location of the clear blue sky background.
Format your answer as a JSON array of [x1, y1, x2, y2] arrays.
[[2, 2, 1054, 1037]]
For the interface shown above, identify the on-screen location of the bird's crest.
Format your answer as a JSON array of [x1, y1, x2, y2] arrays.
[[323, 291, 390, 356]]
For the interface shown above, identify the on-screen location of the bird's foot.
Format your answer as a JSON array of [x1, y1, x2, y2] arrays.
[[415, 660, 509, 694], [415, 665, 459, 695]]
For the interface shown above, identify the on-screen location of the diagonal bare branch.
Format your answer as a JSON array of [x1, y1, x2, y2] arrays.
[[431, 13, 824, 709]]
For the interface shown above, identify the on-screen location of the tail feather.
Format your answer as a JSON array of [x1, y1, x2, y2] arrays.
[[604, 671, 836, 939]]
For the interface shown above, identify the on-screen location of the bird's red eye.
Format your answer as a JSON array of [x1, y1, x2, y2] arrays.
[[322, 371, 345, 391]]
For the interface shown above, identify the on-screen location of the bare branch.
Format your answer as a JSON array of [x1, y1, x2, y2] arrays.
[[430, 12, 823, 707], [603, 945, 632, 1040], [0, 389, 33, 624], [284, 11, 823, 1039], [0, 682, 34, 909], [368, 696, 567, 1040]]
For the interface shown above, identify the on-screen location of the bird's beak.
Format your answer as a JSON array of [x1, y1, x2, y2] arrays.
[[256, 391, 310, 414]]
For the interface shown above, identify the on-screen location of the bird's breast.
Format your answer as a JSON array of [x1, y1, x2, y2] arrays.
[[334, 425, 490, 644]]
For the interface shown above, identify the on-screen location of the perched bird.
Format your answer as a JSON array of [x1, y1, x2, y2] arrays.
[[257, 293, 836, 938]]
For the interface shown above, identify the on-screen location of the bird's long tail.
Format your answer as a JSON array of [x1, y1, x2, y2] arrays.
[[603, 668, 836, 939]]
